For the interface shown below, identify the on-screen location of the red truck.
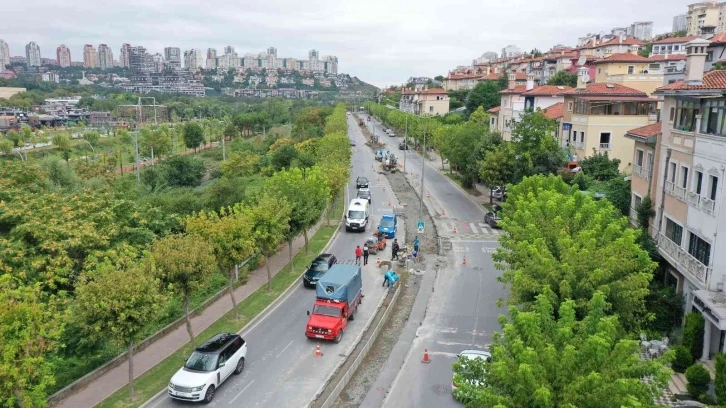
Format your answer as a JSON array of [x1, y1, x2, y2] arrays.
[[306, 264, 363, 343]]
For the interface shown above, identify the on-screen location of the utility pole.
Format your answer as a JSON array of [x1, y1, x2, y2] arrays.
[[419, 125, 426, 220], [134, 128, 141, 184], [403, 115, 408, 174]]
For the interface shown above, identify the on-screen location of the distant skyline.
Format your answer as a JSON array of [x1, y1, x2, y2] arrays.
[[4, 0, 688, 87]]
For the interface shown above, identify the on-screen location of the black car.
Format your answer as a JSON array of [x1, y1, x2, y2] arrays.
[[356, 176, 369, 189], [357, 188, 372, 204], [484, 211, 502, 228], [302, 254, 338, 288], [398, 142, 409, 150]]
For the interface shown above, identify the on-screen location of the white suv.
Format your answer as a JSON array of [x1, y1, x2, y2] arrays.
[[169, 333, 248, 403]]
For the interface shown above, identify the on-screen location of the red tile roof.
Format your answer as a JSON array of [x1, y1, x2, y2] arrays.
[[626, 123, 662, 138], [580, 36, 645, 50], [447, 73, 485, 80], [514, 72, 527, 80], [592, 53, 650, 64], [710, 32, 726, 44], [564, 83, 647, 96], [657, 70, 726, 91], [647, 54, 687, 61], [653, 35, 699, 44], [500, 85, 527, 94], [523, 85, 575, 96], [542, 102, 564, 120], [487, 106, 501, 114], [417, 88, 448, 94]]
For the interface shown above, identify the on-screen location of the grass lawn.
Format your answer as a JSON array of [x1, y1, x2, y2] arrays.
[[98, 193, 345, 408]]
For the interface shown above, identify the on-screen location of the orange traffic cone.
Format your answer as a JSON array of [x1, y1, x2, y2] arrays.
[[388, 199, 391, 206], [463, 256, 467, 265], [422, 349, 431, 364], [376, 257, 381, 267], [315, 343, 323, 357]]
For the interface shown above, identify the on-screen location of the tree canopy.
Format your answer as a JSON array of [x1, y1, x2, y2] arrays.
[[465, 81, 502, 114], [546, 71, 577, 88]]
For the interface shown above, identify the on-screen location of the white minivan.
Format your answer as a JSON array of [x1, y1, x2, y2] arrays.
[[345, 199, 369, 232]]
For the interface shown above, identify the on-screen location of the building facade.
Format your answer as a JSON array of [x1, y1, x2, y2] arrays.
[[0, 40, 9, 71], [98, 44, 113, 70], [119, 43, 131, 68], [83, 45, 99, 68], [56, 44, 71, 67], [686, 2, 725, 35], [630, 21, 654, 41], [164, 47, 182, 70], [25, 41, 41, 67], [206, 48, 217, 69], [184, 49, 202, 70], [674, 14, 688, 32], [501, 45, 522, 58], [399, 88, 450, 116]]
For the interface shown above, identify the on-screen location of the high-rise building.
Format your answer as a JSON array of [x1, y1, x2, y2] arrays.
[[98, 44, 114, 69], [501, 45, 522, 58], [152, 53, 164, 72], [56, 44, 71, 67], [267, 47, 277, 57], [25, 41, 41, 67], [164, 47, 182, 70], [184, 49, 202, 70], [120, 43, 131, 68], [673, 14, 687, 32], [129, 46, 155, 75], [83, 45, 99, 68], [630, 21, 653, 41], [218, 46, 240, 69], [206, 48, 217, 69], [473, 52, 498, 65], [0, 40, 11, 71], [685, 2, 725, 35]]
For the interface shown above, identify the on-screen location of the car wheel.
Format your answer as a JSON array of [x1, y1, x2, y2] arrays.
[[349, 308, 356, 321], [203, 385, 215, 403], [334, 330, 343, 344], [234, 357, 245, 374]]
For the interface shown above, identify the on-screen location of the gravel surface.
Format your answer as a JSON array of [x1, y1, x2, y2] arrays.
[[332, 143, 440, 408]]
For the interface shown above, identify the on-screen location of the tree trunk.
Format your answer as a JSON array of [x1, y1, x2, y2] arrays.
[[119, 151, 123, 174], [184, 295, 194, 343], [227, 266, 240, 319], [327, 201, 332, 227], [265, 254, 272, 293], [128, 339, 135, 401], [288, 239, 294, 274], [490, 189, 493, 205], [14, 388, 24, 408], [303, 228, 310, 255], [151, 146, 155, 166]]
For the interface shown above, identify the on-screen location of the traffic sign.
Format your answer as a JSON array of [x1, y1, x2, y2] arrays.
[[417, 221, 425, 233]]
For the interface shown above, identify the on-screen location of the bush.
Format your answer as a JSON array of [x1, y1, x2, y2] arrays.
[[162, 155, 205, 187], [683, 313, 706, 362], [685, 363, 711, 398], [673, 346, 694, 373], [716, 353, 726, 403]]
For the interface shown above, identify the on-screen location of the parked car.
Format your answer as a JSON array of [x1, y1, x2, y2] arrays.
[[387, 129, 396, 137], [169, 333, 248, 403], [452, 350, 491, 403], [484, 211, 502, 228], [356, 176, 369, 189], [491, 186, 504, 200], [357, 188, 372, 204], [302, 253, 338, 288], [398, 142, 408, 150]]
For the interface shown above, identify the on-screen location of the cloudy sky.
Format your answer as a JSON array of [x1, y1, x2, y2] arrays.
[[4, 0, 687, 87]]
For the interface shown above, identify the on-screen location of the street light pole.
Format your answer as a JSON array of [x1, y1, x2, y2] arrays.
[[419, 126, 426, 220], [403, 116, 408, 174], [134, 128, 141, 184]]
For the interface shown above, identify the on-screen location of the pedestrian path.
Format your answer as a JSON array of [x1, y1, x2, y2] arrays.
[[439, 220, 503, 238]]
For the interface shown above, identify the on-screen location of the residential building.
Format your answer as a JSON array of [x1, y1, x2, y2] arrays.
[[578, 35, 644, 57], [625, 122, 661, 227], [184, 49, 202, 70], [473, 52, 498, 65], [612, 27, 630, 37], [705, 33, 726, 70], [119, 43, 131, 68], [98, 44, 113, 70], [399, 88, 450, 116], [127, 45, 204, 97], [152, 53, 164, 72], [25, 41, 41, 67], [630, 21, 654, 41], [443, 72, 499, 91], [560, 67, 657, 170], [501, 45, 522, 58], [129, 46, 155, 75], [41, 71, 59, 83], [592, 53, 685, 97], [487, 106, 500, 131], [685, 2, 724, 35], [83, 45, 99, 68], [206, 48, 217, 69], [674, 14, 688, 32], [498, 74, 574, 140], [218, 46, 240, 69], [0, 40, 10, 71], [651, 39, 726, 360], [56, 44, 71, 67], [164, 47, 182, 70], [651, 36, 700, 56]]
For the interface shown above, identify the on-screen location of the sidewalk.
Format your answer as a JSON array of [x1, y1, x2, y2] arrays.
[[53, 220, 327, 408]]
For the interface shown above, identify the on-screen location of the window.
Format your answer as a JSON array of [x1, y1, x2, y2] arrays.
[[675, 99, 699, 131], [568, 101, 573, 111], [665, 218, 683, 245], [700, 98, 726, 136], [490, 117, 495, 125], [681, 166, 689, 188], [668, 161, 677, 183], [580, 131, 585, 143], [707, 51, 714, 62], [646, 151, 653, 170], [709, 174, 719, 201], [635, 149, 644, 166], [598, 68, 601, 74], [628, 66, 634, 74], [633, 194, 642, 209], [669, 107, 675, 122], [694, 170, 704, 194], [688, 233, 711, 266], [429, 106, 434, 113], [599, 132, 611, 149]]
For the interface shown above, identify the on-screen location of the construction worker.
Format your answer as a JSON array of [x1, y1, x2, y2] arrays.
[[355, 245, 363, 265], [362, 243, 369, 265]]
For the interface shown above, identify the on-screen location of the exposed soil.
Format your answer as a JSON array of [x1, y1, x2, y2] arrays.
[[331, 142, 440, 407]]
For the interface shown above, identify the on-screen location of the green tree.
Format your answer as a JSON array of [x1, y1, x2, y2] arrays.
[[240, 196, 291, 292], [465, 81, 501, 114], [546, 70, 578, 88], [579, 151, 621, 181], [321, 163, 349, 226], [220, 151, 260, 178], [185, 209, 256, 319], [139, 127, 172, 164], [479, 142, 517, 203], [0, 138, 13, 155], [683, 313, 705, 362], [269, 144, 298, 171], [715, 353, 726, 403], [151, 234, 216, 343], [74, 262, 165, 401], [686, 364, 712, 399], [162, 155, 205, 187], [510, 110, 566, 178], [494, 175, 656, 330], [468, 106, 489, 124], [183, 121, 205, 152], [0, 276, 63, 408], [455, 289, 672, 407]]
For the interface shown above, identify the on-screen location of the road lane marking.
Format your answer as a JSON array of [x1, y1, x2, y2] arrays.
[[144, 397, 165, 408], [469, 223, 478, 234], [427, 351, 459, 358], [276, 340, 294, 358], [229, 380, 255, 405]]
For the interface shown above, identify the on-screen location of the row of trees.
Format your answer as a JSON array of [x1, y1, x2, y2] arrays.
[[0, 104, 351, 406]]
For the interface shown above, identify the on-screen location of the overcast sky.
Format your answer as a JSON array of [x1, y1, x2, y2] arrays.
[[4, 0, 687, 88]]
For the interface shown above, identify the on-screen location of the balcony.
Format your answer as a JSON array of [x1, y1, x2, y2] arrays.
[[633, 165, 651, 181], [687, 192, 717, 215], [629, 207, 639, 226], [657, 234, 712, 286], [572, 141, 585, 150], [665, 181, 687, 202], [599, 142, 611, 150]]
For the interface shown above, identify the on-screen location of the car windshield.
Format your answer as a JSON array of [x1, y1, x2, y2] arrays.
[[184, 351, 219, 372], [313, 304, 341, 317], [358, 191, 370, 197], [357, 177, 367, 183], [310, 261, 329, 272], [380, 219, 394, 227], [348, 210, 365, 219]]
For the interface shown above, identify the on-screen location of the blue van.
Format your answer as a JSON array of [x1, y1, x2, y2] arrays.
[[378, 214, 397, 238]]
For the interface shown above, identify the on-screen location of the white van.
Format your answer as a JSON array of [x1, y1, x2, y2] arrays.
[[345, 199, 369, 232]]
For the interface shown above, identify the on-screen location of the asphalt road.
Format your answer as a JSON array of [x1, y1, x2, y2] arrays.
[[143, 114, 398, 408], [363, 115, 508, 408]]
